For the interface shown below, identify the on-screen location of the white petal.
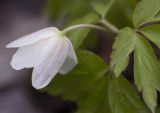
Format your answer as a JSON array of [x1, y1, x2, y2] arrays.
[[59, 38, 78, 75], [34, 36, 62, 66], [32, 39, 69, 89], [6, 27, 61, 48], [10, 39, 48, 70]]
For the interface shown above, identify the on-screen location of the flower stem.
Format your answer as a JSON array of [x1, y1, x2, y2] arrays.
[[101, 19, 119, 34], [62, 24, 106, 34]]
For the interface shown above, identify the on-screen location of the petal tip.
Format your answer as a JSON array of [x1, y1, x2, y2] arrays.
[[6, 42, 19, 48], [10, 62, 24, 70], [31, 70, 51, 90], [6, 43, 12, 48], [31, 77, 49, 90], [32, 82, 44, 90]]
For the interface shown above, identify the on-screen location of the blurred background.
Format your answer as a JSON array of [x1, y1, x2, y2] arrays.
[[0, 0, 77, 113], [0, 0, 138, 113]]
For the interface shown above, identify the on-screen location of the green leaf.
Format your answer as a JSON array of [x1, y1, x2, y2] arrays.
[[110, 27, 160, 112], [76, 76, 112, 113], [45, 0, 136, 28], [77, 76, 150, 113], [134, 35, 160, 113], [45, 50, 108, 100], [110, 27, 137, 77], [139, 24, 160, 49], [45, 50, 149, 113], [108, 76, 150, 113], [156, 107, 160, 113], [66, 13, 99, 50], [106, 0, 137, 28], [45, 0, 95, 24], [151, 12, 160, 22], [133, 0, 160, 27], [92, 0, 115, 18]]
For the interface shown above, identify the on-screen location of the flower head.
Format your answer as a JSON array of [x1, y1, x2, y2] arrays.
[[6, 27, 78, 89]]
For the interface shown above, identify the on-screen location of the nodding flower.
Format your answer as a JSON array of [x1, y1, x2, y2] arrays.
[[6, 27, 78, 89]]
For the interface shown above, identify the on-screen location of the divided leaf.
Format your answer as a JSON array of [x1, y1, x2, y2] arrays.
[[45, 50, 149, 113], [110, 27, 137, 77], [140, 24, 160, 49], [110, 27, 160, 112], [67, 13, 99, 50], [77, 76, 149, 113], [92, 0, 115, 18], [133, 0, 160, 27], [134, 35, 160, 113], [108, 76, 150, 113], [44, 1, 160, 113]]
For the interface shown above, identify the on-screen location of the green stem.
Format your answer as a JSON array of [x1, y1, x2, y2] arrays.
[[62, 24, 106, 34], [101, 19, 119, 34]]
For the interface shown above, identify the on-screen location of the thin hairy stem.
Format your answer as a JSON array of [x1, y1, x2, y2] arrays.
[[101, 19, 119, 34], [62, 24, 106, 34]]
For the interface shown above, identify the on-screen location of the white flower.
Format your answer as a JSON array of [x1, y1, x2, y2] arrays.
[[6, 27, 78, 89]]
